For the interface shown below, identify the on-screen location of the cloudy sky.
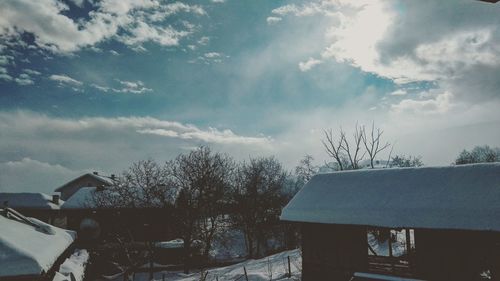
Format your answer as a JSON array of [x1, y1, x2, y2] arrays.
[[1, 0, 500, 194]]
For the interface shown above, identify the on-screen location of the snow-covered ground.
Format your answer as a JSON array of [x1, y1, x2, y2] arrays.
[[104, 249, 301, 281], [53, 249, 90, 281]]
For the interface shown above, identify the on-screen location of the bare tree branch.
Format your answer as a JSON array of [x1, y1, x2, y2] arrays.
[[361, 122, 391, 168]]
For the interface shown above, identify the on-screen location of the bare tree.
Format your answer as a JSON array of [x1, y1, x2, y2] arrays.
[[295, 155, 318, 184], [168, 146, 234, 273], [361, 122, 391, 169], [322, 124, 365, 170], [90, 159, 175, 273], [92, 159, 174, 208], [341, 123, 365, 169], [322, 129, 347, 171]]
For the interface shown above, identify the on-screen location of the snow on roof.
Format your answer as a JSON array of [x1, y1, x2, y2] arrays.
[[55, 173, 113, 192], [0, 192, 63, 209], [61, 187, 97, 209], [281, 163, 500, 232], [0, 212, 76, 277]]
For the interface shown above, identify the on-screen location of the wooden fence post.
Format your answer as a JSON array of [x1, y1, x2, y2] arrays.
[[287, 256, 291, 278], [244, 266, 249, 281]]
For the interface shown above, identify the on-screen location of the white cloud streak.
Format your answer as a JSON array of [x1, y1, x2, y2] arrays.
[[298, 57, 322, 72], [49, 74, 83, 86]]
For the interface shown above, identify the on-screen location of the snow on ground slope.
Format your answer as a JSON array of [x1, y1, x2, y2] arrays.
[[53, 249, 89, 281], [110, 249, 302, 281]]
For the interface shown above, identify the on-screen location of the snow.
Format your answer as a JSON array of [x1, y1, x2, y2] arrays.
[[210, 229, 248, 262], [105, 249, 301, 281], [0, 212, 76, 277], [281, 163, 500, 231], [61, 187, 97, 209], [52, 249, 89, 281], [55, 172, 113, 192], [155, 238, 185, 249], [353, 272, 425, 281], [0, 192, 63, 209], [155, 238, 201, 249]]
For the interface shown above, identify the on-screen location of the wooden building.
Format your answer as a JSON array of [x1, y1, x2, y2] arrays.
[[55, 172, 114, 201], [281, 163, 500, 281], [0, 208, 76, 281]]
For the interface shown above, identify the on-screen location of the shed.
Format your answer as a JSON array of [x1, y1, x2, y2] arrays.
[[0, 208, 75, 280], [281, 163, 500, 280]]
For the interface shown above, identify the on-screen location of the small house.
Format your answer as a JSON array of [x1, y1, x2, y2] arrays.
[[60, 187, 175, 242], [281, 163, 500, 280], [0, 192, 65, 227], [55, 172, 114, 201]]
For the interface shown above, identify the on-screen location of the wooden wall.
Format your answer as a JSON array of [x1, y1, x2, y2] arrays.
[[302, 223, 367, 281], [300, 223, 500, 281], [415, 229, 500, 281]]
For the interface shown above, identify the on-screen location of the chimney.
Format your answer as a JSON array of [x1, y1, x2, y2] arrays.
[[93, 171, 99, 175], [111, 174, 116, 180], [52, 194, 60, 205]]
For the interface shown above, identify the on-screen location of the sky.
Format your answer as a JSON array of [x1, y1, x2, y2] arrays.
[[1, 0, 500, 194]]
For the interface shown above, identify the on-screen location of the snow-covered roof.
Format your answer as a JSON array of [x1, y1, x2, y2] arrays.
[[55, 173, 113, 192], [61, 187, 97, 209], [0, 192, 63, 209], [281, 163, 500, 232], [0, 211, 75, 277]]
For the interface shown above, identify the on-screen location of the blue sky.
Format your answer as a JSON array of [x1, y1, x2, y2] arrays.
[[1, 0, 500, 193]]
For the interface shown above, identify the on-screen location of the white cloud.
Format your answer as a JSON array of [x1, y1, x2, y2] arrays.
[[298, 57, 322, 72], [198, 36, 210, 45], [0, 110, 275, 193], [109, 50, 119, 56], [0, 158, 82, 194], [271, 0, 500, 122], [14, 73, 34, 85], [211, 0, 225, 3], [23, 69, 41, 75], [0, 73, 13, 81], [138, 127, 273, 146], [390, 89, 407, 96], [204, 52, 221, 58], [113, 80, 152, 94], [119, 21, 189, 48], [0, 0, 206, 54], [266, 17, 282, 25], [91, 80, 153, 94], [91, 83, 110, 92], [49, 74, 83, 86], [391, 91, 453, 115]]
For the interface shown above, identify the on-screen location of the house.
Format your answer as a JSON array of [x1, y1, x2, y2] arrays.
[[0, 208, 76, 281], [60, 187, 175, 242], [281, 163, 500, 281], [55, 172, 114, 201], [0, 192, 65, 227]]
